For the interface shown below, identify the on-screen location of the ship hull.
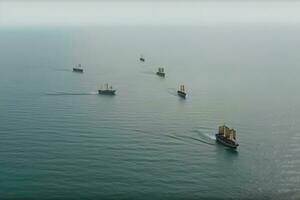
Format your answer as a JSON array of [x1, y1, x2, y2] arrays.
[[177, 91, 186, 98], [73, 68, 83, 73], [156, 72, 165, 77], [215, 134, 239, 148], [98, 90, 116, 95]]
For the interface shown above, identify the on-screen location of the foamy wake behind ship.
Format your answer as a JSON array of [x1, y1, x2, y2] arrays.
[[216, 125, 239, 148]]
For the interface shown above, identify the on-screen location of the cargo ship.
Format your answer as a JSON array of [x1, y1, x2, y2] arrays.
[[73, 64, 83, 73], [98, 84, 116, 95], [140, 55, 145, 62], [156, 67, 165, 77], [177, 85, 186, 98], [216, 125, 239, 148]]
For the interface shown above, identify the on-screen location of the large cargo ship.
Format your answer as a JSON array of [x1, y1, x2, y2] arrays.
[[177, 85, 186, 98], [140, 55, 145, 62], [156, 67, 165, 77], [216, 125, 239, 148], [73, 64, 83, 73], [98, 84, 116, 95]]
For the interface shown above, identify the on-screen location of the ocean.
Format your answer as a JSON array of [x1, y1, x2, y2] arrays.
[[0, 26, 299, 199]]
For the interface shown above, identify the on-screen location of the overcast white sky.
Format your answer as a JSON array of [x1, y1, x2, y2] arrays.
[[1, 1, 300, 26]]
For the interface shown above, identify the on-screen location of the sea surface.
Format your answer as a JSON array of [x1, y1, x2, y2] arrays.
[[0, 26, 300, 199]]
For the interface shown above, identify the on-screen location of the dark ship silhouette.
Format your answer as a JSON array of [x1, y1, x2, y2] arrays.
[[140, 55, 145, 62], [177, 85, 186, 98], [73, 64, 83, 73], [98, 84, 116, 95], [156, 67, 165, 77]]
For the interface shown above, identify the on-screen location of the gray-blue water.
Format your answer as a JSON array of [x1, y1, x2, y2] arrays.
[[0, 26, 300, 199]]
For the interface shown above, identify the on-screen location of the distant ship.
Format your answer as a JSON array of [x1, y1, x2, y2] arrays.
[[177, 85, 186, 98], [156, 67, 165, 77], [216, 125, 239, 148], [73, 64, 83, 73], [140, 55, 145, 62], [98, 84, 116, 95]]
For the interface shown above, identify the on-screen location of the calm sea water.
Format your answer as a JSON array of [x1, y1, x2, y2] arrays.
[[0, 26, 300, 199]]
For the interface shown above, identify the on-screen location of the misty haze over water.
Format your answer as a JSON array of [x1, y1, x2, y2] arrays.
[[0, 1, 300, 199]]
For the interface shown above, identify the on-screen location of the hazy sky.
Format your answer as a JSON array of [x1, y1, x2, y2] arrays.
[[1, 1, 300, 26]]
